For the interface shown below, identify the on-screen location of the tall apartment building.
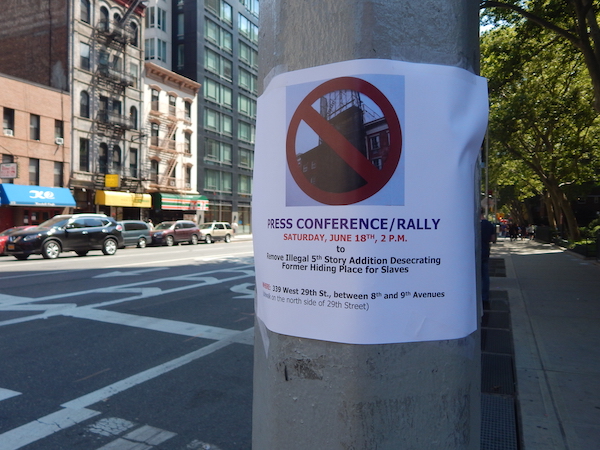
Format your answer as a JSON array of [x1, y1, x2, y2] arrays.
[[143, 0, 204, 224], [171, 0, 258, 233], [0, 0, 150, 221]]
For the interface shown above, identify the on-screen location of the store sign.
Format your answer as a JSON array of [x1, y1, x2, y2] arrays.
[[253, 59, 488, 345], [0, 163, 17, 179]]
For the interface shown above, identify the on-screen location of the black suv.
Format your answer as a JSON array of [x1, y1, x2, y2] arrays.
[[6, 214, 124, 260]]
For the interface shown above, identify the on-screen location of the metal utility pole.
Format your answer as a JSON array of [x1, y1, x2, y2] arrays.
[[253, 1, 482, 448]]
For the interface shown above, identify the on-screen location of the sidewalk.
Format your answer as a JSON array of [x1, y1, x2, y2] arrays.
[[489, 238, 600, 449]]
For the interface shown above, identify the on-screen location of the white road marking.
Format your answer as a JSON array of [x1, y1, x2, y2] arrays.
[[67, 308, 239, 340], [0, 327, 253, 449], [230, 283, 255, 298], [93, 268, 164, 278], [122, 425, 177, 445], [97, 438, 151, 449], [61, 329, 252, 411], [0, 407, 101, 450], [0, 388, 20, 401]]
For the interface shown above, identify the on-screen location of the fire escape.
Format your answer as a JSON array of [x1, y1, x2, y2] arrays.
[[147, 96, 189, 193], [91, 4, 144, 197]]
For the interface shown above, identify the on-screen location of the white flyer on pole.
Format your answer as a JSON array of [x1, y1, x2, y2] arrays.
[[253, 59, 488, 345]]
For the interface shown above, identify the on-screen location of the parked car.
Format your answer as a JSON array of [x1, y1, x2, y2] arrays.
[[6, 214, 123, 260], [117, 220, 152, 248], [0, 226, 35, 255], [150, 220, 200, 246], [198, 222, 233, 244]]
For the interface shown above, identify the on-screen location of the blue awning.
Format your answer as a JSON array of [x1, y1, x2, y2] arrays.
[[0, 184, 76, 207]]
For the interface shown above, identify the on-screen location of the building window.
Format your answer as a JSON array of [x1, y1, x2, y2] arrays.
[[30, 114, 40, 141], [205, 169, 232, 192], [145, 38, 167, 62], [238, 121, 255, 143], [29, 158, 39, 185], [112, 146, 121, 174], [238, 174, 252, 195], [130, 63, 139, 88], [3, 108, 15, 135], [157, 39, 167, 61], [204, 79, 232, 108], [99, 143, 109, 174], [185, 166, 192, 188], [205, 138, 232, 164], [150, 160, 159, 183], [238, 93, 256, 118], [55, 120, 64, 140], [184, 101, 192, 120], [239, 40, 257, 68], [178, 13, 185, 38], [184, 132, 192, 154], [204, 48, 232, 80], [80, 91, 90, 118], [129, 148, 138, 177], [130, 106, 138, 129], [238, 13, 258, 44], [238, 148, 253, 169], [151, 89, 160, 111], [99, 6, 109, 31], [177, 44, 185, 70], [370, 135, 380, 150], [130, 22, 139, 47], [169, 95, 177, 116], [238, 68, 257, 93], [145, 39, 154, 60], [80, 42, 90, 70], [150, 122, 160, 146], [79, 138, 89, 172], [54, 162, 63, 187], [80, 0, 90, 23]]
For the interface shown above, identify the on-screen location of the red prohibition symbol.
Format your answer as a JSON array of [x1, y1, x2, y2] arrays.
[[286, 77, 402, 205]]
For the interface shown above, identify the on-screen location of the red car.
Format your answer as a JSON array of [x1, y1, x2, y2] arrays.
[[150, 220, 200, 246], [0, 226, 35, 255]]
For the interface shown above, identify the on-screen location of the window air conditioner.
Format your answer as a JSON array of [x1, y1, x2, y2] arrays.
[[3, 129, 14, 136], [55, 137, 64, 145], [169, 180, 176, 186]]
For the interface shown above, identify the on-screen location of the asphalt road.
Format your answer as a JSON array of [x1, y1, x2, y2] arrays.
[[0, 239, 255, 450]]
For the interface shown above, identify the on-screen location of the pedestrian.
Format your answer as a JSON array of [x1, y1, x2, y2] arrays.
[[481, 216, 497, 305]]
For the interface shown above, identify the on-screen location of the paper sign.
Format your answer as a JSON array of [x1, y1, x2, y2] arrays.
[[253, 59, 488, 344]]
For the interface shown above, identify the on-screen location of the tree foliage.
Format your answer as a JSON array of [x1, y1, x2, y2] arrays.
[[481, 23, 600, 240], [481, 0, 600, 112]]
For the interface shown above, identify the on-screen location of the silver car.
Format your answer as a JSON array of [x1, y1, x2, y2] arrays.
[[198, 222, 233, 244]]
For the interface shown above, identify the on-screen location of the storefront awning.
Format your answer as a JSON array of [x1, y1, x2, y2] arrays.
[[152, 193, 209, 211], [0, 184, 76, 207], [95, 190, 152, 208]]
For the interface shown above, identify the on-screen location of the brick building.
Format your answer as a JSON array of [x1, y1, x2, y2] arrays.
[[0, 73, 73, 230]]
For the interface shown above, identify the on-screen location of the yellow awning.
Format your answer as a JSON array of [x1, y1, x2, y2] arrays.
[[95, 191, 152, 208]]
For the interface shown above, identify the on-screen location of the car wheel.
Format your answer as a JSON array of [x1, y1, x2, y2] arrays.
[[224, 234, 231, 243], [190, 234, 198, 245], [14, 255, 29, 260], [76, 251, 89, 257], [102, 238, 118, 255], [137, 237, 147, 248], [42, 240, 61, 259], [166, 235, 175, 246], [204, 234, 212, 244]]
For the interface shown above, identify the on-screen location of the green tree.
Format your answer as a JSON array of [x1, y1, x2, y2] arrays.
[[482, 25, 600, 240], [481, 0, 600, 112]]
